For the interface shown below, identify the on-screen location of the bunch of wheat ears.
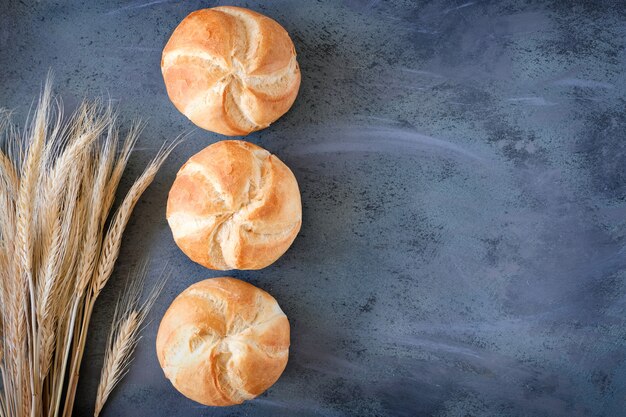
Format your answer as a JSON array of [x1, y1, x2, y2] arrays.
[[0, 80, 174, 417]]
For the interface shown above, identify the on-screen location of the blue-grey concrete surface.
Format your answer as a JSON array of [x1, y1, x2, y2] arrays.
[[1, 1, 626, 416]]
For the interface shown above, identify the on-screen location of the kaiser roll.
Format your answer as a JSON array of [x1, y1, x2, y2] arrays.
[[161, 6, 301, 136], [156, 277, 290, 406], [167, 140, 302, 270]]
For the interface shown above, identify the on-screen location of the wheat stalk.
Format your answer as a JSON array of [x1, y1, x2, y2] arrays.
[[93, 265, 165, 417], [0, 77, 178, 417]]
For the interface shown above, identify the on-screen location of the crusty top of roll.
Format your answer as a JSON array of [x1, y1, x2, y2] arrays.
[[161, 6, 301, 136], [156, 277, 290, 406], [167, 140, 302, 270]]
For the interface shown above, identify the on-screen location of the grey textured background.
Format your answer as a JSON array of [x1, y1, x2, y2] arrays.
[[1, 0, 626, 416]]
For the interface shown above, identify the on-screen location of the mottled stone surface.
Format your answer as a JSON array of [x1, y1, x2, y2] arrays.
[[1, 1, 625, 416]]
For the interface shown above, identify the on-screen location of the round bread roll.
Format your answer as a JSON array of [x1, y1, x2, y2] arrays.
[[167, 140, 302, 270], [156, 277, 290, 406], [161, 6, 301, 136]]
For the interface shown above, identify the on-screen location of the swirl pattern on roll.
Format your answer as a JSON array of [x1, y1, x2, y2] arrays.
[[161, 6, 301, 136], [167, 140, 302, 270], [156, 277, 290, 406]]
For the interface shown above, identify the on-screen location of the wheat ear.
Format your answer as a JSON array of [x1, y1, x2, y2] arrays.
[[93, 265, 165, 417], [94, 143, 174, 295]]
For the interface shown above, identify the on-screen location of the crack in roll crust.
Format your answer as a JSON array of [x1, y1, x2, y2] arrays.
[[156, 278, 290, 406], [167, 140, 302, 270], [161, 6, 301, 136]]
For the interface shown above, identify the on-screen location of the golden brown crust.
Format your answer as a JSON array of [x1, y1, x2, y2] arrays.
[[166, 140, 301, 270], [156, 277, 290, 406], [161, 6, 301, 136]]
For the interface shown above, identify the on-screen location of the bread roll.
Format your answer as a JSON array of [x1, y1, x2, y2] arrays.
[[156, 277, 290, 406], [167, 140, 301, 270], [161, 6, 301, 136]]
